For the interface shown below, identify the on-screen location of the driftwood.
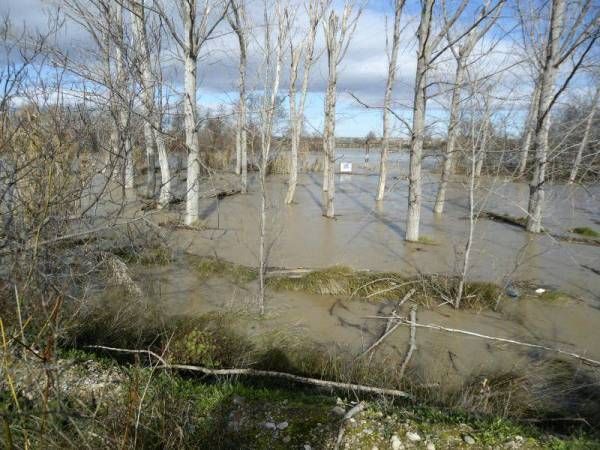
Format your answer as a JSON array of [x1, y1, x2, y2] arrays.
[[204, 188, 241, 199], [365, 318, 600, 367], [358, 289, 416, 359], [479, 211, 526, 229], [86, 345, 413, 399], [334, 402, 366, 450], [399, 306, 417, 379]]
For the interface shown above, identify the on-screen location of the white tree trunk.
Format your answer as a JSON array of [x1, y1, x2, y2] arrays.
[[405, 0, 433, 242], [568, 86, 599, 184], [526, 0, 566, 233], [184, 51, 201, 225], [113, 1, 134, 189], [433, 60, 466, 214], [518, 83, 541, 177], [376, 0, 404, 202], [131, 0, 172, 204]]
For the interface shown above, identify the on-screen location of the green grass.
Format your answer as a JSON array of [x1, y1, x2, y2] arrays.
[[417, 235, 437, 245], [571, 227, 600, 238]]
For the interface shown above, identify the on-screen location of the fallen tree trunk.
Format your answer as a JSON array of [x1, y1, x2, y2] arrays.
[[364, 318, 600, 367], [87, 345, 413, 399]]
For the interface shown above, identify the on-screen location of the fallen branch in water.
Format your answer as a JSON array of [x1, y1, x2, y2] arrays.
[[364, 318, 600, 367], [334, 402, 366, 450], [86, 345, 413, 399], [357, 289, 416, 359], [399, 306, 417, 379]]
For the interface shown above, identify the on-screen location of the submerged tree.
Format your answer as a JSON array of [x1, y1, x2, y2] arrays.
[[433, 0, 504, 214], [284, 0, 326, 205], [525, 0, 599, 233], [157, 0, 229, 225], [375, 0, 405, 202], [322, 1, 361, 218], [228, 0, 249, 193]]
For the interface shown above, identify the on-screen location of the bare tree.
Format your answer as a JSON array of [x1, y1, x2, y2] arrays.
[[284, 0, 326, 205], [433, 0, 504, 214], [405, 0, 476, 241], [568, 82, 599, 184], [517, 81, 541, 177], [257, 1, 288, 313], [375, 0, 405, 202], [157, 0, 229, 225], [130, 0, 172, 206], [322, 1, 362, 218], [112, 0, 135, 189], [525, 0, 599, 233], [228, 0, 249, 193]]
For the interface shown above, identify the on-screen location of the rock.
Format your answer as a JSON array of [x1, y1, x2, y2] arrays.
[[283, 436, 291, 443], [391, 435, 404, 450], [371, 447, 379, 450], [463, 434, 476, 445], [332, 406, 346, 416], [505, 284, 520, 298], [304, 445, 312, 450], [262, 422, 276, 430], [535, 288, 546, 294], [426, 442, 436, 450], [277, 421, 288, 430], [406, 431, 421, 442]]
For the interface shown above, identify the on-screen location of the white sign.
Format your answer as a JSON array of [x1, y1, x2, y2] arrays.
[[340, 162, 353, 173]]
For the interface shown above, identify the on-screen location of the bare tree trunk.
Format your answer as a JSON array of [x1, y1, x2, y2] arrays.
[[285, 1, 321, 205], [322, 4, 361, 217], [229, 0, 248, 192], [405, 0, 433, 242], [131, 0, 170, 202], [286, 46, 301, 203], [433, 60, 466, 214], [517, 83, 540, 177], [376, 0, 404, 202], [113, 1, 134, 189], [474, 118, 489, 177], [258, 2, 286, 313], [569, 85, 599, 184], [526, 0, 566, 233]]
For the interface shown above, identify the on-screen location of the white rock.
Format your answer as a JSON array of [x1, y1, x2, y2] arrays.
[[463, 434, 476, 445], [371, 447, 379, 450], [535, 288, 546, 294], [263, 422, 276, 430], [426, 442, 436, 450], [391, 435, 404, 450], [277, 421, 288, 430], [332, 406, 346, 416], [406, 431, 421, 442], [304, 445, 312, 450]]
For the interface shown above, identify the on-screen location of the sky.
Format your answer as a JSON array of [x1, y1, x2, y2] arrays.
[[1, 0, 595, 137]]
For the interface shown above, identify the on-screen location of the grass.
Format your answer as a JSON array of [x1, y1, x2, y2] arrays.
[[571, 227, 600, 238], [417, 235, 437, 245], [111, 242, 173, 265], [4, 348, 599, 449], [267, 266, 502, 310], [188, 254, 258, 284]]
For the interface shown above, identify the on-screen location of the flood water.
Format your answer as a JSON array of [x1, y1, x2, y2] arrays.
[[92, 148, 600, 387]]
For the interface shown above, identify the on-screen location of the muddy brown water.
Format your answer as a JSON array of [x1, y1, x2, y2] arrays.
[[90, 149, 600, 389]]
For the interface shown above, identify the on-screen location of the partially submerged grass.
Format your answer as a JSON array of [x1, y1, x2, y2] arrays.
[[571, 227, 600, 238], [188, 254, 258, 284], [111, 242, 173, 265], [267, 265, 502, 310], [479, 211, 529, 229], [417, 235, 437, 245]]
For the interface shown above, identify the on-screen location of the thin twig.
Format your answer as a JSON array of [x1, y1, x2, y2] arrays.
[[334, 401, 366, 450], [357, 289, 416, 359], [399, 306, 417, 379]]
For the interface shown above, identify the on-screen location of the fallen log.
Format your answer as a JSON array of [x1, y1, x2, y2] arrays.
[[364, 318, 600, 367], [86, 345, 413, 399]]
